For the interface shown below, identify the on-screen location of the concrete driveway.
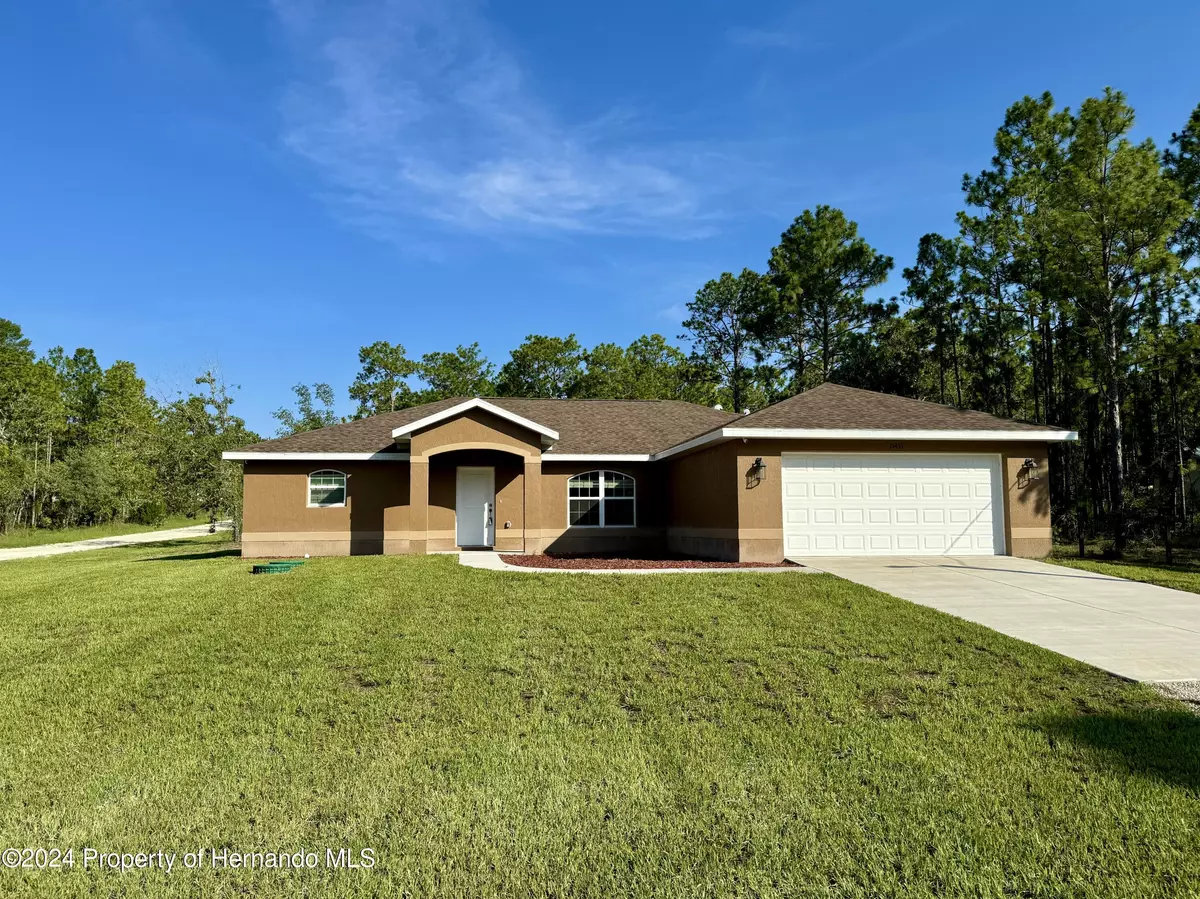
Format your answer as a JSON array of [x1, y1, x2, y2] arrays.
[[802, 555, 1200, 683]]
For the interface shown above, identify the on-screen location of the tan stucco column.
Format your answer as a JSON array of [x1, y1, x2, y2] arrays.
[[524, 457, 542, 554], [410, 456, 429, 555], [1003, 449, 1052, 558]]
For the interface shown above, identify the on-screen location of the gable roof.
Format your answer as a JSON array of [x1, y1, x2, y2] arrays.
[[225, 384, 1075, 461], [228, 397, 739, 457], [391, 398, 560, 442]]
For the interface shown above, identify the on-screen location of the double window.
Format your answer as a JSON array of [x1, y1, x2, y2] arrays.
[[568, 470, 635, 528], [308, 470, 346, 507]]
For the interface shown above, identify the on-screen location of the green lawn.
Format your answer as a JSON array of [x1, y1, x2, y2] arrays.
[[0, 514, 198, 549], [0, 539, 1196, 898], [1049, 549, 1200, 595]]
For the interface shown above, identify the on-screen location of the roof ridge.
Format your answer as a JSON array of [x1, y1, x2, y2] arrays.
[[488, 396, 713, 405]]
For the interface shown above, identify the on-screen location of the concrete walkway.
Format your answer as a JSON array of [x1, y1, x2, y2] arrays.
[[0, 522, 232, 562], [804, 555, 1200, 683]]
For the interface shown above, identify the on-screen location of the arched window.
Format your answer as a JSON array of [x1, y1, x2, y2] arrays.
[[568, 470, 635, 528], [308, 470, 347, 507]]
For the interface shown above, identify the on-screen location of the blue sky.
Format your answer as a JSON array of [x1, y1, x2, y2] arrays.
[[3, 0, 1198, 436]]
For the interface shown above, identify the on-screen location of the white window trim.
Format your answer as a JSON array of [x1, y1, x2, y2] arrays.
[[307, 469, 348, 508], [567, 470, 636, 529]]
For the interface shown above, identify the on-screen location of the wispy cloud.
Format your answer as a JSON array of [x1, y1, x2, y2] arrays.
[[272, 0, 714, 240], [726, 26, 815, 51]]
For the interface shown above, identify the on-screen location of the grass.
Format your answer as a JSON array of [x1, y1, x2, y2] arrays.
[[1050, 544, 1200, 595], [0, 538, 1196, 898], [0, 514, 198, 549]]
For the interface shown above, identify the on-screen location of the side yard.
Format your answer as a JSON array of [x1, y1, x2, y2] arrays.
[[0, 514, 197, 549], [1051, 546, 1200, 595], [0, 538, 1195, 898]]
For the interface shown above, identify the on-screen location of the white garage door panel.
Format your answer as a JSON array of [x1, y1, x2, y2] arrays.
[[781, 453, 1003, 556]]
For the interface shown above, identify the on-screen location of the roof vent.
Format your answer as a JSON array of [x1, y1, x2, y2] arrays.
[[713, 404, 723, 410]]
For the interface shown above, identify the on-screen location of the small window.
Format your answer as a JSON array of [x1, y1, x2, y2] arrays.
[[308, 470, 346, 507], [568, 470, 635, 528]]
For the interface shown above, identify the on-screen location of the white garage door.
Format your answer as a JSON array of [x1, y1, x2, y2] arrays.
[[781, 453, 1004, 556]]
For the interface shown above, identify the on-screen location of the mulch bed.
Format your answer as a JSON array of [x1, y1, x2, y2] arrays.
[[499, 554, 800, 570]]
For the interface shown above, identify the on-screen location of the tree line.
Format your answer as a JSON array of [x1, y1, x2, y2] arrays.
[[0, 321, 256, 535], [3, 88, 1196, 553]]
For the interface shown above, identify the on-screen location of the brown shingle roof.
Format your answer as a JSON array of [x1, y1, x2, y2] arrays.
[[483, 399, 740, 454], [236, 397, 466, 455], [236, 397, 740, 455], [235, 385, 1065, 458], [727, 383, 1064, 433]]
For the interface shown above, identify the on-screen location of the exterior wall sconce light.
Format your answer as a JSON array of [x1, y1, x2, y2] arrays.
[[750, 456, 767, 485], [1021, 458, 1041, 481]]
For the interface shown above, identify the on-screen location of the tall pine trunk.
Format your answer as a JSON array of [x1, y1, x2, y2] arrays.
[[1105, 325, 1126, 554], [951, 333, 963, 406], [936, 327, 947, 404], [821, 305, 832, 382], [32, 438, 38, 530], [731, 340, 743, 412]]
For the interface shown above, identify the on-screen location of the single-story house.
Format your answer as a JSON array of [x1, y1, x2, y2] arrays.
[[223, 383, 1076, 561]]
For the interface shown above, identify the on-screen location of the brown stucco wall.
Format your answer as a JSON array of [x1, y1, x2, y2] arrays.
[[241, 460, 410, 558], [728, 439, 1053, 561], [664, 443, 741, 560]]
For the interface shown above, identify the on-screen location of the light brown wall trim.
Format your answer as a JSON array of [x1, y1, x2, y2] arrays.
[[526, 527, 665, 539], [245, 530, 417, 542], [244, 539, 353, 558], [416, 441, 534, 459], [667, 527, 737, 539], [244, 531, 366, 542], [666, 527, 781, 540], [1009, 527, 1052, 538]]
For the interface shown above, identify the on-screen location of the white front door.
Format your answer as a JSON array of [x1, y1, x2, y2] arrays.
[[781, 453, 1004, 556], [456, 466, 495, 547]]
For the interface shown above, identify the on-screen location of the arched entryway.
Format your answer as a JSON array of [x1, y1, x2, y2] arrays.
[[409, 443, 542, 554]]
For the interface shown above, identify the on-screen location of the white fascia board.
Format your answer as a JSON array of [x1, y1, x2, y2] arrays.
[[648, 430, 725, 460], [390, 398, 560, 441], [650, 427, 1078, 461], [222, 451, 411, 461], [541, 453, 653, 462], [721, 427, 1079, 442]]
